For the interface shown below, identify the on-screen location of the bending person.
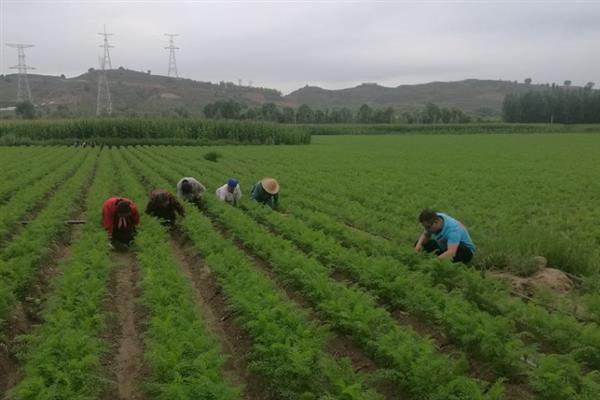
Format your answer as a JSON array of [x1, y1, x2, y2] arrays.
[[176, 177, 206, 205], [414, 209, 475, 264], [216, 178, 242, 206], [102, 197, 140, 247], [250, 177, 279, 209], [146, 189, 185, 226]]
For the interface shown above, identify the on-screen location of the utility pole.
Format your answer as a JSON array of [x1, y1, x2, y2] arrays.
[[96, 25, 113, 116], [164, 33, 179, 78], [6, 43, 35, 103]]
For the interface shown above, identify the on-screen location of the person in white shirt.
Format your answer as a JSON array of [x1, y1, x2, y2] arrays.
[[216, 178, 241, 206], [176, 177, 206, 205]]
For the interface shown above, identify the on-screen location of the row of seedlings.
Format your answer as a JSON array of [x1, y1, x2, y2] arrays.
[[278, 199, 600, 372], [247, 172, 600, 376], [129, 147, 503, 400], [167, 147, 600, 378], [138, 148, 529, 376], [241, 201, 600, 399], [0, 147, 63, 188], [0, 149, 89, 240], [0, 147, 76, 203], [120, 148, 384, 400], [0, 149, 98, 324], [9, 149, 117, 399], [110, 149, 243, 399], [141, 148, 530, 376], [145, 146, 600, 399]]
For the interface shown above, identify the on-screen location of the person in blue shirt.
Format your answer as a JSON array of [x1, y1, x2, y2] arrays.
[[414, 209, 475, 264]]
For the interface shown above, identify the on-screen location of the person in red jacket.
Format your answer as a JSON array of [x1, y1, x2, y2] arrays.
[[102, 197, 140, 246]]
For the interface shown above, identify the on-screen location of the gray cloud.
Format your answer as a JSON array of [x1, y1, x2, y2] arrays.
[[2, 0, 600, 94]]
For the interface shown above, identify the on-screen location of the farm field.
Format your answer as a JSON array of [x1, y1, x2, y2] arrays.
[[1, 134, 600, 399]]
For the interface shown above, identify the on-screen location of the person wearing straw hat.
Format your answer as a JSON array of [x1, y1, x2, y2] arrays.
[[250, 177, 279, 209], [216, 178, 242, 206]]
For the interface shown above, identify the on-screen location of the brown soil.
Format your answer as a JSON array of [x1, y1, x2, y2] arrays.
[[100, 250, 147, 400], [492, 267, 574, 296]]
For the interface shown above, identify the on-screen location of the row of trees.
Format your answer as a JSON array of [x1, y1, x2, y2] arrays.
[[203, 100, 472, 124], [503, 84, 600, 123]]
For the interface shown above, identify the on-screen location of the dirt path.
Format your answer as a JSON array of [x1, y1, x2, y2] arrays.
[[102, 250, 147, 400]]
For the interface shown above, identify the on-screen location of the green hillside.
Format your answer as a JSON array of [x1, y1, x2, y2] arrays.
[[0, 69, 557, 117]]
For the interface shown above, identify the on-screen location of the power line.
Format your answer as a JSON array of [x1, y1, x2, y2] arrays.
[[5, 43, 35, 103]]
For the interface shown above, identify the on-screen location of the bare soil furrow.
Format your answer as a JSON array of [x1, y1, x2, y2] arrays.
[[101, 250, 147, 400]]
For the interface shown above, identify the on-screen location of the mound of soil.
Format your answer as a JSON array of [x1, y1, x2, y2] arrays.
[[492, 266, 573, 295], [530, 268, 574, 293]]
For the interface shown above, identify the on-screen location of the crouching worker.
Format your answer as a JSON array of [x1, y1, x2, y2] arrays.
[[102, 197, 140, 247], [414, 209, 475, 264], [146, 190, 185, 226], [216, 178, 241, 206], [250, 177, 279, 209], [176, 177, 206, 206]]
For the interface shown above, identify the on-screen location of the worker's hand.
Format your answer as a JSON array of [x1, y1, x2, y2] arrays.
[[414, 243, 422, 253]]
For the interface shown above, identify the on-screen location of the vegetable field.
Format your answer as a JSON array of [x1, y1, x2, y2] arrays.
[[1, 134, 600, 400]]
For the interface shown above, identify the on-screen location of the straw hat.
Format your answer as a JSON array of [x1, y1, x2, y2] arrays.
[[261, 177, 279, 195]]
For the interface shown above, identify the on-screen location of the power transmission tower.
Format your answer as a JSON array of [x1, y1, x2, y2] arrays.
[[6, 43, 35, 103], [96, 25, 113, 116], [164, 33, 179, 78], [98, 25, 113, 69]]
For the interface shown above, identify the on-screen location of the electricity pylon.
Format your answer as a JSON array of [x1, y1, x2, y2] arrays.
[[6, 43, 35, 103], [164, 33, 179, 78], [96, 25, 113, 116]]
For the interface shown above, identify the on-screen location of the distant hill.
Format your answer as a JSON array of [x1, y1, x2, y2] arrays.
[[0, 69, 284, 117], [285, 80, 554, 115], [0, 69, 559, 117]]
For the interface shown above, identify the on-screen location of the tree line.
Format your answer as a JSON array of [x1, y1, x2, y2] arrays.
[[503, 84, 600, 123], [203, 100, 472, 124]]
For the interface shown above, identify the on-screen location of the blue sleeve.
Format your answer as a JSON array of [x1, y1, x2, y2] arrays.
[[446, 228, 461, 246]]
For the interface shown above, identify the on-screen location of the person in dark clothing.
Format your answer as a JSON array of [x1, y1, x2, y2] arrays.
[[250, 177, 279, 209], [414, 209, 475, 264], [102, 197, 140, 246], [145, 189, 185, 226]]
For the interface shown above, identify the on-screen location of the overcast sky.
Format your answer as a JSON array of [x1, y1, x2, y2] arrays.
[[2, 0, 600, 94]]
